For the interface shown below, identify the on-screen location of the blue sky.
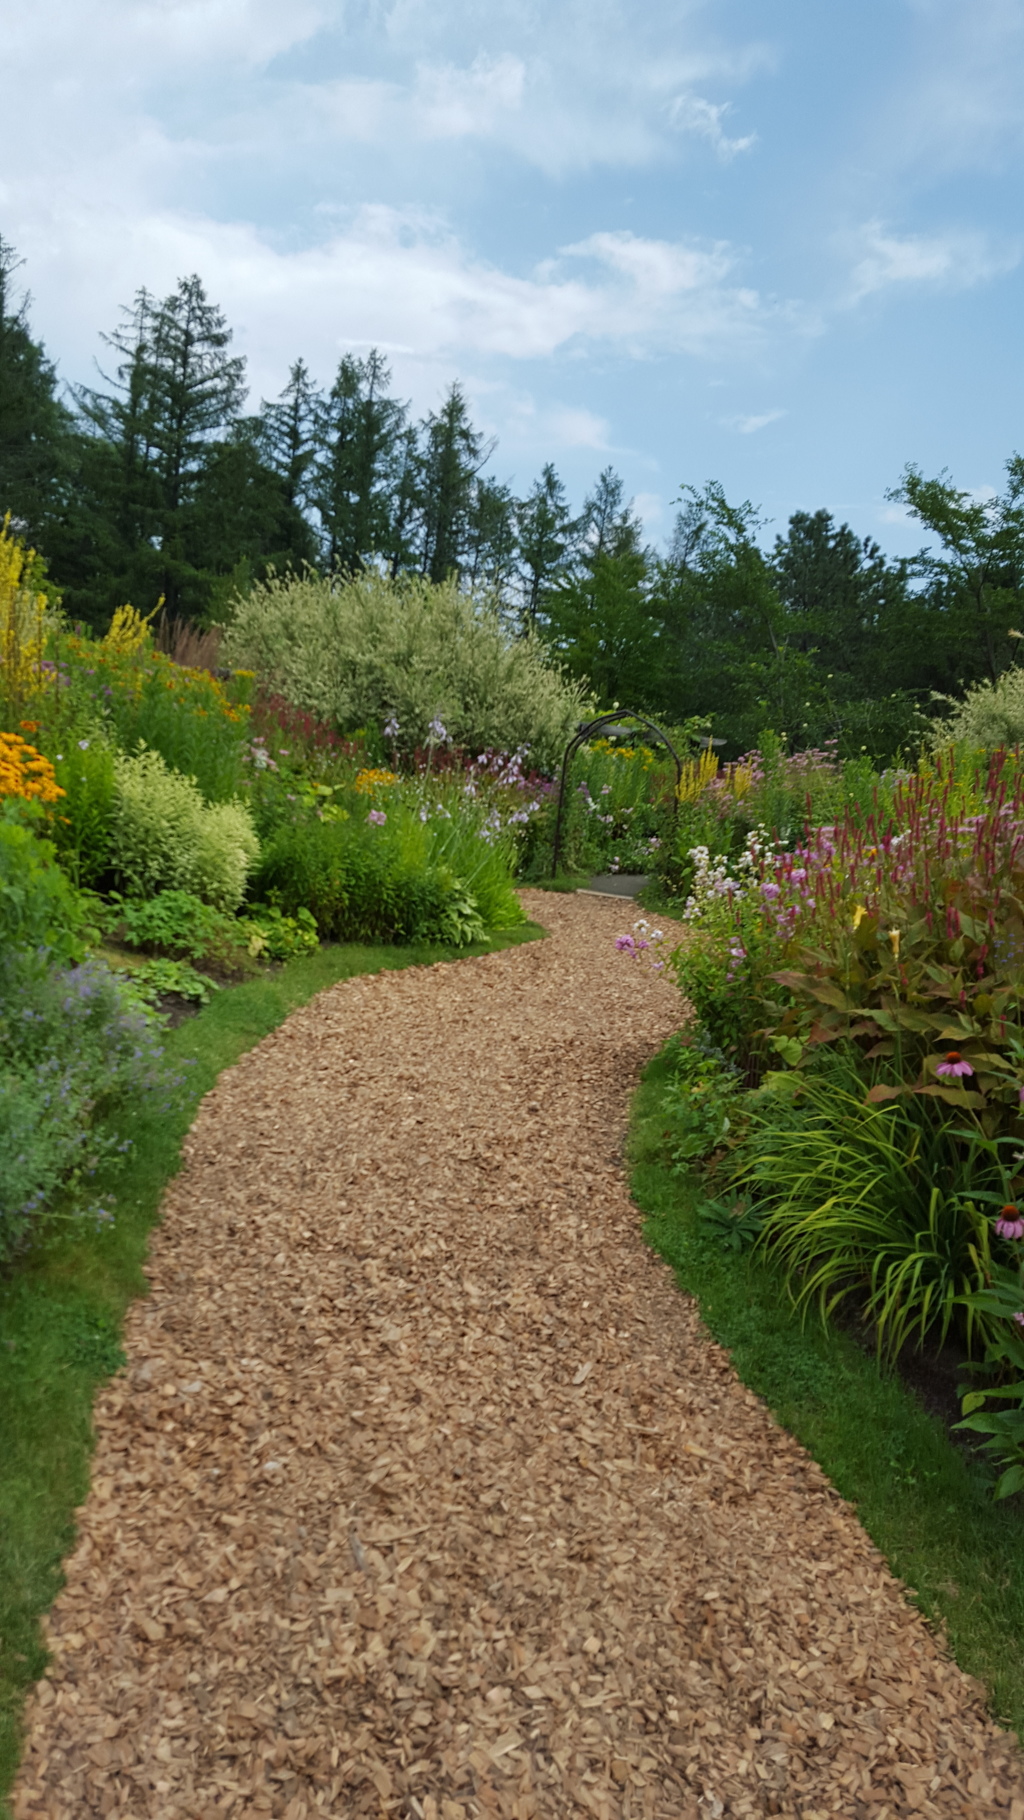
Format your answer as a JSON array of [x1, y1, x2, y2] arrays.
[[4, 0, 1023, 553]]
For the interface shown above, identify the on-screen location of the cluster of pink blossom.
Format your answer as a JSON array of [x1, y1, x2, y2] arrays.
[[614, 919, 667, 970]]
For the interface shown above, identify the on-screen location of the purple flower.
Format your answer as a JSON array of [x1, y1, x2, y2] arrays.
[[935, 1051, 974, 1080], [428, 716, 448, 742], [1014, 1312, 1024, 1328], [367, 809, 387, 826], [761, 881, 781, 900], [384, 715, 400, 738], [995, 1207, 1024, 1241], [615, 934, 636, 954]]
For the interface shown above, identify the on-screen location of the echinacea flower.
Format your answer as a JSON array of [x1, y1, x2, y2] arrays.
[[995, 1206, 1024, 1241], [935, 1051, 974, 1079]]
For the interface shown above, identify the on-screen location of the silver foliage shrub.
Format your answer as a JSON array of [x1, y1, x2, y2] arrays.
[[112, 746, 259, 909], [934, 665, 1024, 752], [223, 570, 590, 768]]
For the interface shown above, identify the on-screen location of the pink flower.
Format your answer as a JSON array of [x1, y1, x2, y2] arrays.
[[995, 1207, 1024, 1241], [935, 1050, 974, 1079], [1014, 1312, 1024, 1328], [367, 809, 387, 825], [615, 934, 636, 954]]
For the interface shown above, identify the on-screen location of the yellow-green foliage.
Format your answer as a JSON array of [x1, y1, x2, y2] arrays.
[[934, 665, 1024, 752], [112, 747, 259, 910], [0, 517, 58, 716], [223, 569, 589, 768]]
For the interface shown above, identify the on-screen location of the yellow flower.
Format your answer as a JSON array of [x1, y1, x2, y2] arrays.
[[888, 928, 901, 958], [103, 599, 161, 654], [0, 733, 64, 805], [852, 904, 867, 929], [354, 767, 399, 794]]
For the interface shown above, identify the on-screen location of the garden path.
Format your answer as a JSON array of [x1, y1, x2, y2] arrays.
[[13, 892, 1024, 1820]]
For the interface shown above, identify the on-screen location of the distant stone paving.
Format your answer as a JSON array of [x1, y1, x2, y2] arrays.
[[13, 892, 1024, 1819]]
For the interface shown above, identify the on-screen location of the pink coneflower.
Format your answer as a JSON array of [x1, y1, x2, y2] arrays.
[[935, 1050, 974, 1079], [995, 1206, 1024, 1241]]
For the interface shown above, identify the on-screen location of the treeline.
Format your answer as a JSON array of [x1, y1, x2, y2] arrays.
[[3, 234, 1024, 757]]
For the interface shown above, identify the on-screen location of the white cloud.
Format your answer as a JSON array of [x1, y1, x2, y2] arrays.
[[669, 94, 755, 160], [722, 409, 785, 435], [843, 221, 1020, 302], [11, 200, 792, 406], [544, 406, 612, 451]]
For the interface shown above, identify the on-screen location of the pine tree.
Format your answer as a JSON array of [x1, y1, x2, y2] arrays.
[[516, 463, 573, 630], [0, 236, 75, 544], [464, 477, 519, 600], [258, 359, 320, 516], [312, 350, 408, 572], [418, 383, 494, 584], [74, 276, 249, 620]]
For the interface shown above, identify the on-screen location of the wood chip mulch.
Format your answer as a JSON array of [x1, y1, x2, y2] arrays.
[[12, 891, 1024, 1820]]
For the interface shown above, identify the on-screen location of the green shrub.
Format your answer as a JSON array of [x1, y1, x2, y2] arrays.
[[254, 817, 486, 946], [111, 748, 259, 911], [223, 569, 588, 769], [0, 820, 90, 963]]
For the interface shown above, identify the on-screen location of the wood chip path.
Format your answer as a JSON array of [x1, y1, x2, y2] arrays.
[[13, 892, 1024, 1820]]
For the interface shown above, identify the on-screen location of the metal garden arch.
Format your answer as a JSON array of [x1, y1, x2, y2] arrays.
[[550, 711, 684, 878]]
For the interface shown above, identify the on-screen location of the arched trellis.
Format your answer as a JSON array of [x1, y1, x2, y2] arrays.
[[550, 711, 684, 878]]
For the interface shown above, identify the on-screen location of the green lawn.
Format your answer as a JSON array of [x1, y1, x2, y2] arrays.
[[630, 1041, 1024, 1740], [0, 923, 545, 1811]]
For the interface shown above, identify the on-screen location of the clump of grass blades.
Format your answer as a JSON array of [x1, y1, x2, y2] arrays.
[[731, 1062, 998, 1358]]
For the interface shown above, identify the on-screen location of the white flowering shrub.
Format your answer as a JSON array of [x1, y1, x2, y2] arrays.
[[934, 666, 1024, 752], [682, 828, 770, 923], [223, 569, 589, 770], [112, 747, 259, 910]]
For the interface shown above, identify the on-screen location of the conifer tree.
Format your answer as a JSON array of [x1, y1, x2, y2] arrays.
[[312, 350, 408, 572], [418, 382, 494, 584], [0, 235, 75, 543], [516, 463, 573, 630]]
